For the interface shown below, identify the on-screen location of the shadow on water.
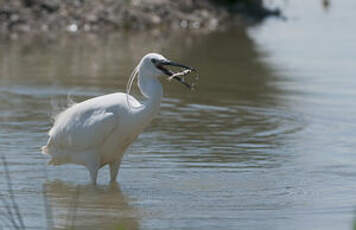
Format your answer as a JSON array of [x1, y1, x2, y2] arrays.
[[0, 28, 282, 104], [43, 181, 138, 230], [166, 28, 283, 106]]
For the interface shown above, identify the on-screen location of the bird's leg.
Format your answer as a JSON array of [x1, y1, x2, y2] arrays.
[[109, 161, 120, 183], [88, 167, 98, 185], [87, 156, 100, 185]]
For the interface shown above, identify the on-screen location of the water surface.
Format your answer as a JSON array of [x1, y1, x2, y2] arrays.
[[1, 0, 356, 229]]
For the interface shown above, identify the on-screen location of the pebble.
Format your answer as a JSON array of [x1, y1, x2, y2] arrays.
[[67, 24, 78, 32]]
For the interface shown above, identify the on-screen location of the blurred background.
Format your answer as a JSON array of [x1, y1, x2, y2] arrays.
[[1, 0, 356, 229]]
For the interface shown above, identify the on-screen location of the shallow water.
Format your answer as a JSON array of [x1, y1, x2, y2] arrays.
[[1, 0, 356, 229]]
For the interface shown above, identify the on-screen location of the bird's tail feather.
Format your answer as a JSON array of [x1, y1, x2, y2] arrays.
[[41, 145, 69, 165], [42, 146, 96, 167], [41, 145, 50, 155]]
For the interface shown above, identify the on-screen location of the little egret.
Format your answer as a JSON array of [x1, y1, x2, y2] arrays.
[[41, 53, 195, 184]]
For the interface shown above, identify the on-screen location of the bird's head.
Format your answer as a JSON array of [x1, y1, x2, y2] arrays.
[[139, 53, 196, 89]]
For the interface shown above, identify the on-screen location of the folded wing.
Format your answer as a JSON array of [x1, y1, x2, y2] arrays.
[[43, 102, 119, 154]]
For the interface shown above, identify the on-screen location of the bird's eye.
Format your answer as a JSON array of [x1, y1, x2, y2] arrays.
[[151, 59, 157, 64]]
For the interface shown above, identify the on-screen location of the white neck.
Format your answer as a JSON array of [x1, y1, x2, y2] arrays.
[[135, 70, 163, 124]]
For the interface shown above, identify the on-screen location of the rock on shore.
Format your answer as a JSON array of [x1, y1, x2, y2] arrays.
[[0, 0, 280, 35]]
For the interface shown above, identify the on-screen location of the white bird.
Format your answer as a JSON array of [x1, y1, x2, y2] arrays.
[[41, 53, 195, 184]]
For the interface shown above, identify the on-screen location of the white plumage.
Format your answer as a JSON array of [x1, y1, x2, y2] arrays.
[[42, 53, 194, 184]]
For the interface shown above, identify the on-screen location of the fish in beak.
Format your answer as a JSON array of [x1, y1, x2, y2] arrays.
[[155, 60, 196, 89]]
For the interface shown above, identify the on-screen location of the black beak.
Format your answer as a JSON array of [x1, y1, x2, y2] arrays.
[[160, 60, 196, 72], [156, 60, 196, 89]]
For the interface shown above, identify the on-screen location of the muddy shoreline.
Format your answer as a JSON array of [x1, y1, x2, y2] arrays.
[[0, 0, 280, 37]]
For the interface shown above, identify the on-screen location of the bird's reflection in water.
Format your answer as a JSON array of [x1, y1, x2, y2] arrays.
[[43, 181, 138, 230]]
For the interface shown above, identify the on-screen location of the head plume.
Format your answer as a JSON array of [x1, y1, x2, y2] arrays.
[[126, 63, 140, 111]]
